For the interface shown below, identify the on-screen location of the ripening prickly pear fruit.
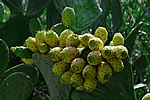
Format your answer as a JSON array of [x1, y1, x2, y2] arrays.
[[22, 58, 33, 64], [101, 46, 115, 59], [61, 46, 79, 63], [45, 30, 59, 47], [109, 41, 114, 46], [107, 58, 124, 72], [59, 29, 74, 47], [112, 33, 124, 46], [62, 7, 75, 27], [25, 37, 38, 52], [70, 73, 84, 87], [60, 70, 73, 85], [88, 37, 104, 51], [52, 61, 69, 77], [38, 43, 50, 53], [82, 65, 96, 80], [142, 93, 150, 100], [94, 27, 108, 43], [71, 58, 86, 73], [114, 45, 128, 59], [84, 78, 97, 91], [76, 85, 84, 91], [87, 51, 103, 65], [49, 47, 63, 62], [66, 34, 80, 47], [35, 30, 46, 46], [97, 62, 112, 84], [79, 33, 95, 48]]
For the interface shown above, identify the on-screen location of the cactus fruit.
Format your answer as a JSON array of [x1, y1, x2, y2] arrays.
[[76, 85, 84, 91], [88, 37, 104, 51], [142, 93, 150, 100], [22, 58, 34, 64], [70, 73, 84, 87], [60, 70, 73, 85], [97, 62, 112, 84], [82, 65, 96, 80], [38, 43, 50, 53], [45, 30, 59, 47], [79, 33, 95, 48], [25, 37, 38, 52], [66, 34, 80, 47], [109, 41, 114, 46], [94, 27, 108, 43], [107, 58, 124, 72], [71, 58, 86, 73], [49, 47, 63, 62], [114, 45, 128, 59], [84, 78, 97, 91], [35, 30, 46, 46], [87, 51, 103, 65], [101, 46, 115, 59], [62, 7, 75, 27], [52, 61, 69, 77], [112, 33, 124, 46], [61, 46, 79, 63]]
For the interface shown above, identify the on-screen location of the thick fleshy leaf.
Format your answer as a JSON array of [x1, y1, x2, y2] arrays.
[[0, 2, 4, 22]]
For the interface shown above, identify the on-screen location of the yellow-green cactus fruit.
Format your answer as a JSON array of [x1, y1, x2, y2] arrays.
[[112, 33, 124, 46], [101, 46, 115, 59], [70, 73, 84, 87], [109, 41, 114, 46], [82, 65, 96, 80], [38, 43, 50, 53], [71, 58, 86, 73], [97, 62, 112, 84], [52, 61, 69, 77], [66, 34, 80, 47], [94, 26, 108, 43], [88, 37, 104, 51], [45, 30, 59, 47], [84, 78, 97, 91], [35, 30, 46, 46], [22, 58, 34, 64], [59, 29, 74, 47], [79, 33, 95, 48], [87, 51, 103, 65], [48, 47, 63, 62], [25, 37, 38, 52], [142, 93, 150, 100], [60, 70, 73, 85], [76, 85, 84, 91], [114, 45, 128, 59], [107, 58, 124, 72]]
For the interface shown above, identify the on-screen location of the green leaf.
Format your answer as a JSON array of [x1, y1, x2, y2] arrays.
[[111, 0, 122, 32], [0, 39, 9, 75], [0, 2, 4, 22], [32, 53, 71, 100], [0, 72, 33, 100]]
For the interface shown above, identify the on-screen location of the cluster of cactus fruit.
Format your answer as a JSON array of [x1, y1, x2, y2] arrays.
[[11, 26, 128, 92]]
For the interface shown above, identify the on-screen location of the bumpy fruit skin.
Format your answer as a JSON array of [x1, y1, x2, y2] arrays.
[[76, 85, 84, 91], [49, 47, 63, 62], [87, 51, 103, 65], [107, 58, 124, 72], [70, 73, 84, 87], [66, 34, 80, 47], [22, 58, 33, 64], [59, 29, 74, 47], [38, 43, 50, 53], [60, 70, 73, 85], [62, 7, 75, 27], [101, 46, 115, 59], [25, 37, 38, 52], [94, 27, 108, 43], [61, 46, 79, 63], [97, 62, 112, 84], [109, 41, 114, 46], [84, 78, 97, 91], [35, 31, 46, 46], [52, 61, 69, 77], [79, 33, 95, 48], [45, 30, 59, 47], [71, 58, 86, 73], [82, 65, 96, 80], [142, 93, 150, 100], [88, 37, 104, 51], [114, 45, 128, 59], [112, 33, 124, 46]]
